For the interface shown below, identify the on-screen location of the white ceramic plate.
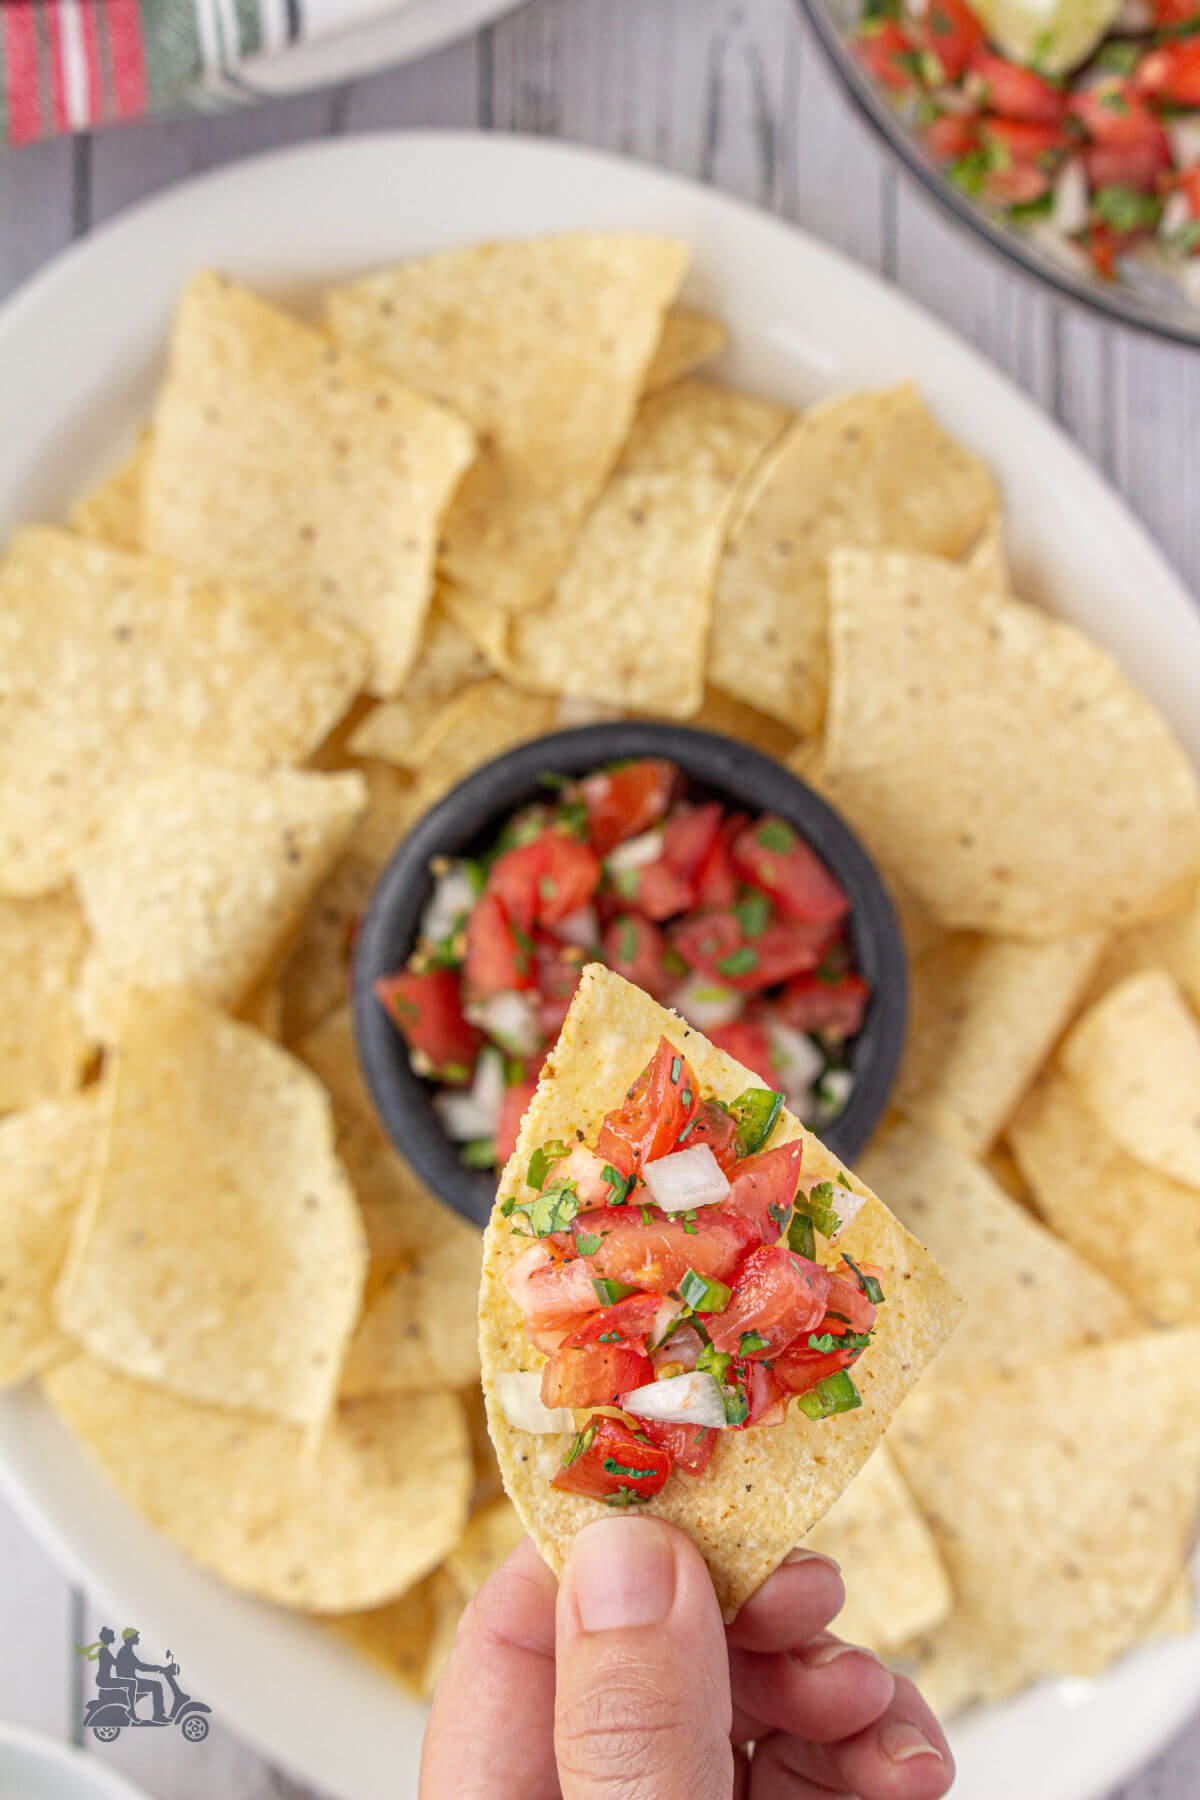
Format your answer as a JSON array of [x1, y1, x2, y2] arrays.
[[0, 132, 1196, 1800], [0, 1721, 151, 1800], [233, 0, 524, 99]]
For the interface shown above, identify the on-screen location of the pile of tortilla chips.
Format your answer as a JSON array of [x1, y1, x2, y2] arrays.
[[1, 231, 1199, 1710]]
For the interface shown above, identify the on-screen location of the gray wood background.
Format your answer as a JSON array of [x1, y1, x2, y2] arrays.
[[0, 0, 1196, 1793]]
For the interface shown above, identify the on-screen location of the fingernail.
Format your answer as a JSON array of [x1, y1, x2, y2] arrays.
[[880, 1720, 944, 1764], [802, 1639, 881, 1669], [784, 1547, 841, 1572], [569, 1517, 676, 1633]]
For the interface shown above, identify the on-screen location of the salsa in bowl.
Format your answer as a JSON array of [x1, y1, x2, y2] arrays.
[[353, 724, 907, 1228]]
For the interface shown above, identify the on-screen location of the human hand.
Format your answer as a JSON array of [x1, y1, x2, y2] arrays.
[[421, 1517, 954, 1798]]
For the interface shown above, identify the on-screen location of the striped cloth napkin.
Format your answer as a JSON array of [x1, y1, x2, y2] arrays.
[[1, 0, 405, 144]]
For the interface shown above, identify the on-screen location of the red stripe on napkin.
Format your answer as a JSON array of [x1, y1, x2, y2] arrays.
[[104, 0, 147, 120], [45, 0, 70, 134], [4, 1, 43, 145]]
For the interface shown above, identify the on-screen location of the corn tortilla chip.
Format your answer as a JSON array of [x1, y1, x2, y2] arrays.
[[821, 548, 1200, 936], [445, 1496, 525, 1599], [708, 385, 996, 735], [1010, 1069, 1200, 1324], [0, 891, 92, 1111], [144, 273, 475, 695], [327, 234, 688, 611], [643, 308, 729, 394], [480, 965, 963, 1619], [75, 767, 366, 1040], [893, 930, 1106, 1155], [0, 528, 367, 897], [859, 1119, 1139, 1384], [892, 1331, 1200, 1709], [963, 510, 1008, 590], [690, 686, 798, 762], [506, 383, 786, 719], [69, 431, 150, 551], [56, 990, 366, 1429], [0, 1092, 102, 1387], [1087, 889, 1200, 1015], [406, 680, 562, 811], [803, 1447, 952, 1657], [463, 1382, 504, 1509], [42, 1356, 470, 1612], [982, 1142, 1037, 1212], [346, 604, 490, 767], [1060, 970, 1200, 1189], [323, 1575, 441, 1696], [1146, 1576, 1194, 1643]]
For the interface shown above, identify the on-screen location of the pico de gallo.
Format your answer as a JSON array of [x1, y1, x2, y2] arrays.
[[852, 0, 1200, 302], [375, 759, 869, 1171], [491, 1036, 885, 1505]]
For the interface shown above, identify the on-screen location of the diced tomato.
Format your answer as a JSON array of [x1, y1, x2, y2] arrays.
[[580, 760, 677, 855], [1086, 222, 1122, 280], [485, 840, 544, 935], [545, 1144, 618, 1210], [773, 1334, 862, 1398], [722, 1141, 804, 1244], [1084, 136, 1171, 192], [505, 1242, 604, 1328], [375, 968, 481, 1077], [594, 1037, 699, 1176], [925, 113, 979, 162], [778, 971, 870, 1041], [675, 910, 841, 993], [1135, 39, 1200, 107], [541, 1338, 651, 1409], [913, 0, 985, 81], [731, 819, 850, 927], [488, 830, 600, 931], [534, 939, 584, 1036], [663, 802, 723, 882], [727, 1356, 787, 1429], [708, 1020, 774, 1084], [682, 1099, 740, 1175], [564, 1293, 662, 1348], [855, 19, 920, 92], [982, 115, 1069, 164], [693, 815, 744, 909], [495, 1078, 537, 1164], [1182, 166, 1200, 218], [602, 913, 671, 999], [967, 49, 1066, 124], [551, 1417, 672, 1503], [575, 1204, 756, 1294], [707, 1246, 831, 1357], [639, 1418, 718, 1476], [825, 1264, 880, 1334], [464, 893, 535, 998], [983, 158, 1054, 204], [1069, 79, 1168, 155], [1152, 0, 1199, 23]]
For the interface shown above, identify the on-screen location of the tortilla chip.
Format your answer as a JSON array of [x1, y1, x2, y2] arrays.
[[445, 1496, 525, 1599], [1087, 889, 1200, 1015], [479, 965, 963, 1619], [144, 273, 475, 696], [69, 431, 150, 551], [892, 1330, 1200, 1709], [690, 687, 799, 762], [1145, 1576, 1194, 1643], [55, 989, 366, 1429], [279, 854, 376, 1045], [803, 1446, 952, 1657], [0, 527, 367, 898], [506, 382, 785, 718], [1060, 970, 1200, 1189], [346, 604, 490, 767], [239, 979, 284, 1041], [323, 1574, 440, 1695], [820, 548, 1200, 936], [893, 929, 1106, 1155], [327, 234, 688, 611], [963, 511, 1008, 590], [1010, 1069, 1200, 1324], [406, 680, 562, 811], [42, 1355, 470, 1612], [982, 1142, 1036, 1212], [0, 1092, 102, 1387], [75, 767, 366, 1039], [859, 1119, 1139, 1383], [462, 1382, 504, 1509], [0, 891, 92, 1110], [298, 1009, 482, 1396], [708, 385, 996, 735], [643, 309, 729, 394]]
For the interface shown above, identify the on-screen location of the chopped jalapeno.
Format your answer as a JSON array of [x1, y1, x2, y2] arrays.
[[679, 1269, 732, 1313], [797, 1371, 863, 1420], [729, 1086, 785, 1156], [592, 1277, 639, 1305]]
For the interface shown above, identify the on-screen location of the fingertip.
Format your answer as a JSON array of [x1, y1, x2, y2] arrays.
[[727, 1553, 847, 1651]]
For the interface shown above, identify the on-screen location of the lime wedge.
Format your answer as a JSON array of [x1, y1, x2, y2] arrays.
[[969, 0, 1122, 73]]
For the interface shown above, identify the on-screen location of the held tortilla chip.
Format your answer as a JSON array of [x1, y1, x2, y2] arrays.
[[75, 767, 366, 1040], [643, 309, 729, 395], [1060, 970, 1200, 1189], [802, 1446, 952, 1657], [708, 385, 996, 735], [0, 891, 92, 1111], [821, 548, 1200, 937], [893, 929, 1106, 1155], [42, 1356, 471, 1613], [479, 965, 963, 1619], [0, 1092, 102, 1387], [0, 527, 368, 897], [1010, 1069, 1200, 1325], [507, 382, 788, 719], [144, 273, 476, 696], [892, 1330, 1200, 1710], [69, 430, 150, 551], [859, 1119, 1139, 1384], [327, 233, 688, 611], [55, 990, 366, 1429]]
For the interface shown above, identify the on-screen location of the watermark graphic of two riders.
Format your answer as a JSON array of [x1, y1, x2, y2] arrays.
[[77, 1626, 212, 1743]]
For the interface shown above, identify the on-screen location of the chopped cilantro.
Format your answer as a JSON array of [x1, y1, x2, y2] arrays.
[[602, 1165, 633, 1205], [561, 1421, 597, 1468], [805, 1180, 843, 1239], [557, 797, 590, 840], [756, 819, 795, 853], [842, 1254, 885, 1306], [603, 1486, 652, 1507], [721, 1386, 750, 1426], [535, 770, 569, 790], [767, 1200, 790, 1231], [670, 1055, 682, 1084], [460, 1139, 496, 1168], [1092, 184, 1161, 233], [527, 1141, 568, 1190], [602, 1456, 657, 1480], [662, 945, 690, 979], [807, 1330, 874, 1354], [639, 1203, 654, 1227], [617, 918, 639, 963], [717, 945, 759, 978], [576, 1230, 604, 1256], [739, 1330, 769, 1354], [614, 866, 641, 899], [733, 889, 771, 939], [506, 1179, 582, 1238], [598, 1330, 623, 1343]]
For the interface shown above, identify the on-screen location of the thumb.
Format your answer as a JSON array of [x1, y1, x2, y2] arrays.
[[554, 1517, 734, 1800]]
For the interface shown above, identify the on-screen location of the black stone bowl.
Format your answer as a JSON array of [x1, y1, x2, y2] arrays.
[[353, 722, 908, 1229]]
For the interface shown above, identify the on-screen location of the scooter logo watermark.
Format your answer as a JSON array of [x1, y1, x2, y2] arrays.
[[76, 1626, 213, 1744]]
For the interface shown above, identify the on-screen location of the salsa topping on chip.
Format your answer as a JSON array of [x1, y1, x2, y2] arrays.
[[493, 1033, 885, 1505]]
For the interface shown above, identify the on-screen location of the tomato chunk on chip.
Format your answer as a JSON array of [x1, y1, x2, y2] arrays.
[[552, 1417, 673, 1504]]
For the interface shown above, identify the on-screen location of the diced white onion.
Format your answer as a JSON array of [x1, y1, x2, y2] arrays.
[[650, 1295, 686, 1349], [643, 1144, 730, 1213], [1050, 159, 1089, 239], [820, 1069, 856, 1113], [1161, 190, 1192, 238], [467, 990, 542, 1057], [434, 1046, 506, 1141], [552, 903, 599, 948], [606, 827, 664, 874], [420, 863, 475, 946], [767, 1021, 824, 1093], [495, 1370, 575, 1435], [1115, 0, 1152, 26], [1168, 118, 1200, 173], [670, 976, 742, 1031], [620, 1370, 728, 1430]]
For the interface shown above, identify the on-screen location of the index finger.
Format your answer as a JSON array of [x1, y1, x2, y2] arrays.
[[726, 1549, 847, 1653]]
